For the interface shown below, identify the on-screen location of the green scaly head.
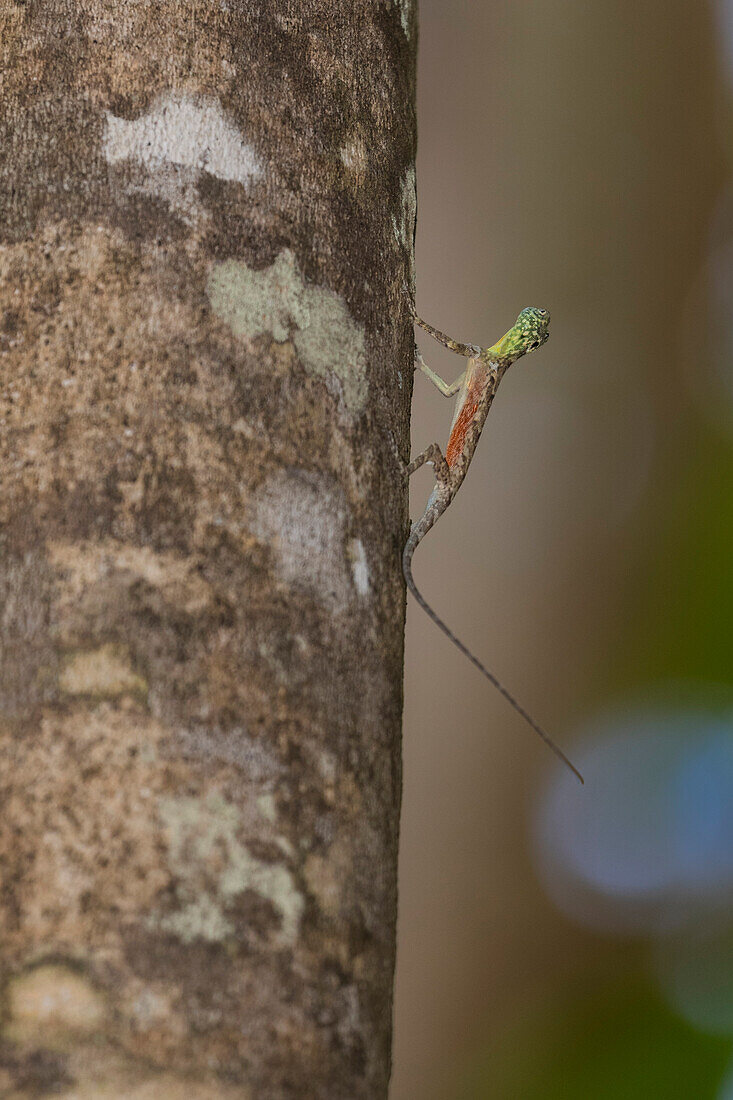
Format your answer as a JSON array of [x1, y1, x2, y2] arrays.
[[485, 306, 550, 363]]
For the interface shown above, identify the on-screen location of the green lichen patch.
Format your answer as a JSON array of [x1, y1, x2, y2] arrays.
[[155, 791, 303, 947], [206, 250, 368, 413]]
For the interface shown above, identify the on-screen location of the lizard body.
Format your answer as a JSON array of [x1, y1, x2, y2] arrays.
[[404, 305, 583, 783]]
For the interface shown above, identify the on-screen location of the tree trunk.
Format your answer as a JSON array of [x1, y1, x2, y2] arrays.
[[0, 2, 415, 1096]]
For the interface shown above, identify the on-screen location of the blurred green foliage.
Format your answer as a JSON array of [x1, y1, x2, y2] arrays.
[[625, 432, 733, 689], [458, 980, 733, 1099]]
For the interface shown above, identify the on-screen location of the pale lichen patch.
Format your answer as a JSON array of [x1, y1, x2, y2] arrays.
[[103, 93, 264, 186], [159, 894, 231, 944], [156, 791, 303, 947], [347, 537, 370, 597], [206, 250, 368, 413], [4, 965, 106, 1044], [339, 137, 368, 176], [249, 468, 352, 611], [276, 835, 296, 859], [59, 643, 147, 697], [396, 0, 413, 35], [130, 986, 174, 1031], [391, 166, 417, 285], [256, 792, 277, 824], [49, 540, 214, 618], [102, 93, 264, 228]]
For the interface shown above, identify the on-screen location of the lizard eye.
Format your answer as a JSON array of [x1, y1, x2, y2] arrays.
[[528, 339, 540, 351]]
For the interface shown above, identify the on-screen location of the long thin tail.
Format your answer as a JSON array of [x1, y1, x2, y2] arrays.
[[403, 540, 584, 784]]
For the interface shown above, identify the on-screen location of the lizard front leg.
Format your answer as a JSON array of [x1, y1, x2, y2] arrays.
[[414, 350, 466, 397], [413, 315, 482, 359], [402, 282, 481, 358]]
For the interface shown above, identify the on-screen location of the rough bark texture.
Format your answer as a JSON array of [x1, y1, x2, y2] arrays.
[[0, 2, 415, 1096]]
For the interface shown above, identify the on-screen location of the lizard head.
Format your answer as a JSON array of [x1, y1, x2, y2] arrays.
[[487, 307, 550, 362]]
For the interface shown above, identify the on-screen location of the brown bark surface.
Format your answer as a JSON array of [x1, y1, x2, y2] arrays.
[[0, 2, 415, 1096]]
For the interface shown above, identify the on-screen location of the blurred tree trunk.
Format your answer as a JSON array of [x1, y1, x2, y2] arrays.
[[0, 2, 415, 1096]]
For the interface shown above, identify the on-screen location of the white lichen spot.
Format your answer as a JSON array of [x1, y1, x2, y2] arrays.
[[392, 166, 417, 246], [155, 791, 303, 947], [339, 137, 368, 175], [59, 643, 147, 697], [317, 750, 337, 785], [276, 835, 296, 859], [206, 249, 368, 413], [249, 468, 352, 611], [347, 538, 370, 597], [103, 93, 264, 186], [49, 540, 214, 617], [256, 793, 277, 823], [5, 965, 105, 1043], [396, 0, 412, 35], [131, 987, 171, 1029], [391, 166, 416, 284]]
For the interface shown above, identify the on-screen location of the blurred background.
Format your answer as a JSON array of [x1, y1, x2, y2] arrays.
[[391, 0, 733, 1096]]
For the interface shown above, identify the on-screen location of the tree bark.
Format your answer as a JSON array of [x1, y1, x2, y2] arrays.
[[0, 2, 415, 1096]]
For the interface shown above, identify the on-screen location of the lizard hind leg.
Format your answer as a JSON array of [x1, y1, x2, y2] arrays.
[[406, 442, 450, 483]]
